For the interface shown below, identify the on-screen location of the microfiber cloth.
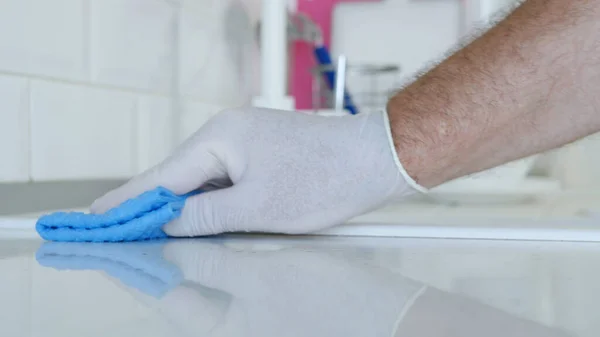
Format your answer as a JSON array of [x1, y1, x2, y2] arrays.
[[36, 241, 182, 298], [36, 187, 195, 243]]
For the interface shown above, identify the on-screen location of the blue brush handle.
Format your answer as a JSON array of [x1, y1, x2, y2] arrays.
[[313, 45, 359, 115]]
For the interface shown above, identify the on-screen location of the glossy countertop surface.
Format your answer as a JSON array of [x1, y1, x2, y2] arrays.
[[1, 234, 599, 337]]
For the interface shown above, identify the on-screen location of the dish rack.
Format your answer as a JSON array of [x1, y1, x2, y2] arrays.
[[310, 57, 402, 114]]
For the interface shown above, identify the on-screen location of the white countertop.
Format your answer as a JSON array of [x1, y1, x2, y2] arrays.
[[3, 191, 600, 241], [1, 235, 598, 337]]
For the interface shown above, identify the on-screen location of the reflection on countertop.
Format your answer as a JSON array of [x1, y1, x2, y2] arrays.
[[2, 235, 599, 337]]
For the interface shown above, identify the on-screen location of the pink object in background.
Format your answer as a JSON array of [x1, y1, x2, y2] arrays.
[[293, 0, 381, 110]]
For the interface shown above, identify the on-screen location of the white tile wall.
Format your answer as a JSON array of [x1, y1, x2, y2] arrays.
[[0, 0, 256, 182], [178, 3, 221, 99], [179, 0, 256, 105], [180, 101, 223, 141], [0, 0, 87, 81], [30, 81, 137, 180], [90, 0, 174, 92], [0, 76, 29, 182], [89, 0, 253, 105], [136, 95, 223, 173], [136, 96, 175, 172]]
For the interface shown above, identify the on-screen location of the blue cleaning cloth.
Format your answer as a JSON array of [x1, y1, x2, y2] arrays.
[[36, 241, 183, 298], [36, 187, 192, 242]]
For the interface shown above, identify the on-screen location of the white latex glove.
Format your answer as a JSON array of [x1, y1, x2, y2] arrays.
[[91, 108, 424, 236]]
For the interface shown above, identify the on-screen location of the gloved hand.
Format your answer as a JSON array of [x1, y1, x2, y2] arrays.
[[91, 108, 424, 236]]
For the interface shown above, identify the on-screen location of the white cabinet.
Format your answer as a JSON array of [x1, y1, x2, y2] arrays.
[[0, 76, 29, 182], [30, 81, 137, 180]]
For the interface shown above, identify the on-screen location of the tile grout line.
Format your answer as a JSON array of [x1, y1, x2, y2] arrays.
[[0, 69, 219, 104], [24, 79, 33, 183], [131, 97, 140, 176], [169, 4, 183, 152], [83, 0, 92, 83]]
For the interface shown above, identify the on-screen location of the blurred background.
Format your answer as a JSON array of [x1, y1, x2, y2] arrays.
[[1, 0, 599, 226], [3, 3, 600, 335]]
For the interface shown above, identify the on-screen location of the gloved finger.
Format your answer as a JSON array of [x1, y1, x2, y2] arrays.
[[91, 149, 224, 214], [163, 187, 251, 237]]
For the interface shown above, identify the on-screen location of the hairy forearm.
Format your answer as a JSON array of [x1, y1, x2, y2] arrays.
[[388, 0, 600, 187]]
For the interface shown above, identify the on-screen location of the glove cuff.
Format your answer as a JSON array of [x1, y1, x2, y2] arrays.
[[381, 109, 428, 194]]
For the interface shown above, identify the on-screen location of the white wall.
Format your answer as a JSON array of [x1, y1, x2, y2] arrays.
[[332, 0, 520, 91], [0, 0, 260, 183], [333, 0, 461, 87]]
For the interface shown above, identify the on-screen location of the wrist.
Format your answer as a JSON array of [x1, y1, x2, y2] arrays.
[[380, 110, 428, 194], [386, 95, 465, 188]]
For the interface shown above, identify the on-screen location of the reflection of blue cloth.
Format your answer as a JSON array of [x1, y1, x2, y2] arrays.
[[36, 187, 191, 242], [36, 242, 183, 298]]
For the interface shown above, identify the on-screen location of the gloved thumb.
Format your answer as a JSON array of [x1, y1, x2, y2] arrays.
[[164, 187, 251, 237], [91, 149, 224, 214]]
